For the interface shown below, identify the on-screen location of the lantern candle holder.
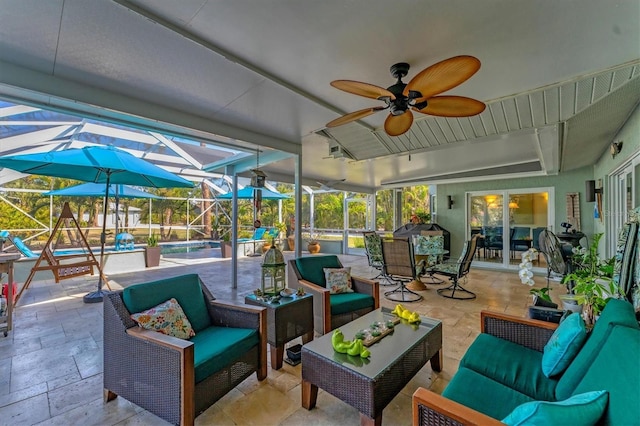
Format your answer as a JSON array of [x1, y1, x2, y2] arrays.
[[261, 245, 286, 295]]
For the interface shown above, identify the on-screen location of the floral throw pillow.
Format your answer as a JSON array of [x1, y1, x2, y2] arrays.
[[324, 267, 353, 294], [130, 298, 196, 340]]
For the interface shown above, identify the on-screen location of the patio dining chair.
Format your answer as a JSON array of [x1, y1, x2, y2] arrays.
[[427, 235, 478, 300], [362, 231, 391, 285], [381, 237, 423, 302], [413, 233, 445, 284]]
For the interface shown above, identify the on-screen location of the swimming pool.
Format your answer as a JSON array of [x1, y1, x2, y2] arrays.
[[160, 241, 220, 254]]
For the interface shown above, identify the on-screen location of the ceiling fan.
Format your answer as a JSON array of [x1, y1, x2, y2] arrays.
[[326, 55, 486, 137]]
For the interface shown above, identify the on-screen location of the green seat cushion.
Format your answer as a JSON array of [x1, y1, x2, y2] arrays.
[[572, 325, 640, 425], [190, 325, 259, 383], [461, 333, 558, 401], [555, 299, 638, 400], [122, 273, 212, 333], [442, 366, 534, 420], [295, 255, 342, 287], [330, 292, 375, 315], [542, 312, 587, 378], [502, 390, 608, 426]]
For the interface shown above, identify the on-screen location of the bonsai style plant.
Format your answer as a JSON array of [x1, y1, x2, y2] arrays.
[[145, 233, 161, 267], [562, 233, 620, 326], [306, 232, 321, 254]]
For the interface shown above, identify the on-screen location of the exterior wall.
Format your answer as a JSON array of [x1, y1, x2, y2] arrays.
[[436, 167, 593, 259], [593, 104, 640, 235], [437, 103, 640, 259]]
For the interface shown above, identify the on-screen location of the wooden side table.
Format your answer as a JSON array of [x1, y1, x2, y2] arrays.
[[0, 253, 21, 337], [245, 292, 314, 369]]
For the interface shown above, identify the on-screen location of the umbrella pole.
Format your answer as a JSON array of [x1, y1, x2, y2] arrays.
[[83, 175, 111, 303]]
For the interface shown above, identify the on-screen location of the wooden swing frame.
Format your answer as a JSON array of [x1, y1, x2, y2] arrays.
[[15, 202, 109, 304]]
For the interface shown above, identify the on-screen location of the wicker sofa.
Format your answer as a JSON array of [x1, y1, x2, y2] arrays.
[[412, 298, 640, 425], [288, 255, 379, 335], [103, 274, 267, 426]]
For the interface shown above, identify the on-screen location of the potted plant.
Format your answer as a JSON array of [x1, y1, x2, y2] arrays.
[[306, 233, 321, 254], [220, 232, 233, 258], [562, 233, 619, 326], [145, 233, 161, 267], [413, 209, 431, 224]]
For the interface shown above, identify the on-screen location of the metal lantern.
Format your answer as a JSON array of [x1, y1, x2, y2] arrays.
[[261, 245, 286, 295]]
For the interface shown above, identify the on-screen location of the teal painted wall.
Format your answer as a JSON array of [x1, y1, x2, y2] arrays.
[[435, 167, 593, 257], [436, 103, 640, 258], [592, 104, 640, 235]]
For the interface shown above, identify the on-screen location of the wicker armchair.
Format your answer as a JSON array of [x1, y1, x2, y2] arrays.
[[288, 255, 379, 335], [103, 274, 267, 425]]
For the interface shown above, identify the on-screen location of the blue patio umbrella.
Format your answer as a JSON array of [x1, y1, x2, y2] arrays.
[[44, 182, 162, 236], [44, 182, 161, 199], [0, 145, 193, 303], [218, 186, 289, 200]]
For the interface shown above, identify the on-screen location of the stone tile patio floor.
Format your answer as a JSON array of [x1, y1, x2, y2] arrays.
[[0, 249, 554, 425]]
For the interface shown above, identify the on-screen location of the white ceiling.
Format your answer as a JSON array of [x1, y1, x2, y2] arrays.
[[1, 0, 639, 192]]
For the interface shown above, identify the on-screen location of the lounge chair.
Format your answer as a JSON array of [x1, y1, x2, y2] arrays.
[[4, 233, 37, 258]]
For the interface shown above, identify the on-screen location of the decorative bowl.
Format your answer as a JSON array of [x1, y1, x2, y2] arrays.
[[280, 288, 294, 298]]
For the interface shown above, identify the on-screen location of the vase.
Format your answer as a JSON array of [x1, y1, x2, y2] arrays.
[[144, 246, 161, 267], [307, 242, 321, 254]]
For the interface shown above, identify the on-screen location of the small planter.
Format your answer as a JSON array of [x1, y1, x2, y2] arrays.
[[220, 241, 233, 258], [559, 294, 583, 314], [287, 236, 295, 251], [144, 246, 161, 267], [307, 242, 321, 254]]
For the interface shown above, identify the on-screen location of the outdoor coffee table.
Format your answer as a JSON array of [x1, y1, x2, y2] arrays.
[[245, 292, 314, 369], [301, 308, 442, 425]]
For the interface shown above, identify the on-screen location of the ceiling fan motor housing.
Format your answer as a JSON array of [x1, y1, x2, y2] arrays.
[[387, 63, 423, 115]]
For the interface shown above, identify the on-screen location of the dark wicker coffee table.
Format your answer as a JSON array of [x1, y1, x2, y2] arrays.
[[301, 308, 442, 425], [245, 292, 314, 369]]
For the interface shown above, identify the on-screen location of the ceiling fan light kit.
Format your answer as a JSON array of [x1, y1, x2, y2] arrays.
[[327, 55, 486, 136]]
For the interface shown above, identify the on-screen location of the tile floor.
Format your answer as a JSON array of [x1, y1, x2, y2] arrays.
[[0, 249, 560, 425]]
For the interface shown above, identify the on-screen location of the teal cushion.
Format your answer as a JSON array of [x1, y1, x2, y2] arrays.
[[190, 325, 259, 383], [572, 325, 640, 426], [295, 255, 342, 287], [330, 292, 374, 315], [502, 390, 608, 426], [122, 274, 212, 333], [556, 299, 638, 399], [443, 366, 534, 420], [460, 334, 558, 400], [542, 312, 587, 378]]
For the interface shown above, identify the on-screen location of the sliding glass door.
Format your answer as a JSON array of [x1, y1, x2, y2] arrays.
[[468, 188, 553, 269]]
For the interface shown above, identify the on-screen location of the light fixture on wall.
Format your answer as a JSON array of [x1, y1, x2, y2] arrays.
[[610, 141, 623, 158], [585, 180, 602, 202], [447, 195, 454, 209]]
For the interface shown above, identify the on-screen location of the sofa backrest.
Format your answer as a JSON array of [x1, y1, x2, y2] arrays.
[[570, 324, 640, 425], [122, 273, 212, 332], [293, 255, 342, 287], [555, 299, 639, 400]]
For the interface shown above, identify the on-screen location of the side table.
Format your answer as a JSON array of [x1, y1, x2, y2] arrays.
[[245, 292, 314, 369], [1, 253, 21, 337]]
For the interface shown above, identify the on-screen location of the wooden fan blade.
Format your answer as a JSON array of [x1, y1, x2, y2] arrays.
[[384, 111, 414, 136], [326, 106, 385, 128], [413, 96, 486, 117], [404, 56, 481, 99], [331, 80, 396, 100]]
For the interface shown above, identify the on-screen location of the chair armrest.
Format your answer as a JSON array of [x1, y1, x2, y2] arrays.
[[208, 300, 268, 380], [209, 299, 265, 329], [123, 327, 195, 425], [127, 326, 194, 350], [351, 275, 380, 309], [295, 279, 331, 335], [412, 387, 503, 426], [481, 310, 558, 352]]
